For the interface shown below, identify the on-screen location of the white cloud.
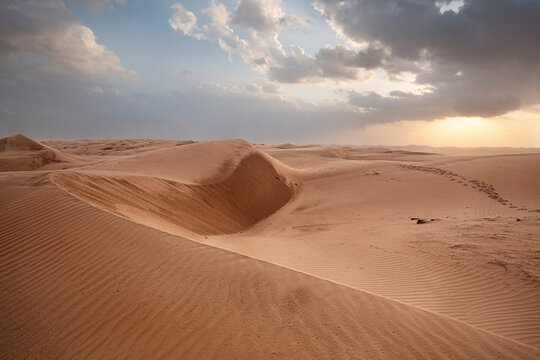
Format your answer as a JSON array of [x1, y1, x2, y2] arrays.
[[169, 1, 383, 84], [0, 1, 134, 79], [231, 0, 284, 33], [279, 14, 311, 29], [169, 1, 285, 72], [169, 3, 200, 37]]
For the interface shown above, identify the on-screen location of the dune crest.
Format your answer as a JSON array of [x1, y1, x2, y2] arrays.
[[88, 139, 276, 184], [53, 141, 297, 237]]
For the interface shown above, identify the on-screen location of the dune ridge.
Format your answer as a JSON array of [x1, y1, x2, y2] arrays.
[[86, 139, 289, 184], [53, 142, 297, 237]]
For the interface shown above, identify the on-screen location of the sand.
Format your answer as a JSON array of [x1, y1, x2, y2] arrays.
[[0, 134, 75, 172], [1, 134, 539, 359]]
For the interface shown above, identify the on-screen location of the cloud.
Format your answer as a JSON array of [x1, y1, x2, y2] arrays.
[[313, 0, 540, 120], [268, 45, 318, 83], [170, 1, 287, 74], [279, 14, 311, 29], [314, 0, 540, 66], [241, 79, 282, 95], [0, 71, 359, 143], [231, 0, 284, 33], [169, 1, 384, 84], [169, 3, 200, 37], [172, 0, 540, 120], [349, 88, 521, 124], [67, 0, 127, 11], [0, 0, 134, 79], [315, 44, 386, 80], [268, 44, 393, 83], [230, 0, 309, 32]]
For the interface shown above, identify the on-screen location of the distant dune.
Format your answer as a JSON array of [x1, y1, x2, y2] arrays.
[[1, 135, 539, 359], [0, 134, 45, 152], [0, 134, 74, 171]]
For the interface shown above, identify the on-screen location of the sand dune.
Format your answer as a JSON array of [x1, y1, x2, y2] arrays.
[[1, 135, 539, 359], [0, 134, 46, 152], [86, 139, 293, 184], [207, 155, 540, 347], [1, 172, 539, 359], [0, 134, 74, 172], [259, 144, 439, 169], [53, 141, 296, 238], [42, 138, 195, 157]]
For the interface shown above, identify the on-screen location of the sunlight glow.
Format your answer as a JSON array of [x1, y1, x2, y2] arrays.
[[444, 117, 482, 131], [333, 111, 540, 147], [425, 117, 497, 146]]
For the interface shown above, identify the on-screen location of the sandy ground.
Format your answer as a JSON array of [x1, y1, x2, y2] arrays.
[[1, 134, 539, 359]]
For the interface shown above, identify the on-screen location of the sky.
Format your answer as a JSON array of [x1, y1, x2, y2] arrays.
[[1, 0, 539, 146]]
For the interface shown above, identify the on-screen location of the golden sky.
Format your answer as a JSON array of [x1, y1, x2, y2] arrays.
[[338, 107, 540, 147]]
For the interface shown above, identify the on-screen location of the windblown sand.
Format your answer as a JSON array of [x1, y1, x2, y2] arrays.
[[1, 134, 539, 359]]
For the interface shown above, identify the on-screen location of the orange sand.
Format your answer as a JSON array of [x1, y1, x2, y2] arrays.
[[1, 134, 539, 359]]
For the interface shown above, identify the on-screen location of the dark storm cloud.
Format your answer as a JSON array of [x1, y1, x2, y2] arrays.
[[315, 45, 387, 80], [350, 88, 521, 123], [0, 1, 77, 47], [314, 0, 540, 66], [315, 0, 540, 119], [267, 44, 390, 83]]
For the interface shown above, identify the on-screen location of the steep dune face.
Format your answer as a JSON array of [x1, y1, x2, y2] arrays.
[[0, 134, 72, 172], [53, 143, 296, 237]]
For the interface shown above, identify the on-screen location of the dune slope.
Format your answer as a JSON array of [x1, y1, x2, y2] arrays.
[[205, 153, 540, 347], [1, 173, 539, 359], [53, 142, 296, 237], [2, 136, 539, 358]]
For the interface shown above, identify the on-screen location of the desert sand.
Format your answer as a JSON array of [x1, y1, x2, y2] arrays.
[[1, 134, 539, 359]]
